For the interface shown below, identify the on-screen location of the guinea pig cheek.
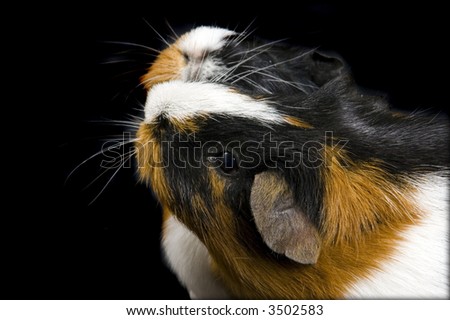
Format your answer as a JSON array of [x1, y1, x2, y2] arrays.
[[135, 124, 174, 206], [204, 169, 236, 225], [170, 169, 236, 245]]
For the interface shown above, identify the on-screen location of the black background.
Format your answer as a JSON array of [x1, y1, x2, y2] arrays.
[[7, 3, 447, 299]]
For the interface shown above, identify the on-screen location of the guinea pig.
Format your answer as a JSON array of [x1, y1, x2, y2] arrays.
[[136, 25, 356, 298], [141, 26, 346, 95], [135, 74, 449, 299]]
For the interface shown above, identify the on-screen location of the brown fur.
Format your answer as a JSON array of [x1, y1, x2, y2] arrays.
[[283, 116, 313, 129], [141, 44, 185, 90], [161, 206, 173, 241], [321, 148, 419, 245], [136, 124, 173, 205], [169, 116, 207, 134]]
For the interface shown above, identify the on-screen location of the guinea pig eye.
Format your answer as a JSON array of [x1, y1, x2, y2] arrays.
[[208, 151, 239, 175], [222, 151, 238, 173]]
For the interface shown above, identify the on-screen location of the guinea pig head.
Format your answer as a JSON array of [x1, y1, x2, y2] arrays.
[[141, 26, 345, 95], [136, 80, 322, 266]]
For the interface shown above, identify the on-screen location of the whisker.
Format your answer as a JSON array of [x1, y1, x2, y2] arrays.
[[83, 165, 115, 192], [65, 149, 109, 185], [229, 48, 318, 85], [228, 38, 287, 59], [218, 40, 292, 83], [165, 19, 179, 41], [110, 68, 148, 81], [270, 101, 308, 110], [240, 67, 317, 93], [126, 110, 145, 119], [102, 40, 161, 54], [101, 59, 141, 65], [65, 136, 138, 185], [230, 20, 257, 47], [97, 135, 134, 142], [139, 73, 172, 86], [112, 48, 157, 57], [268, 78, 317, 93], [142, 18, 171, 47], [90, 119, 141, 128], [240, 77, 273, 94], [88, 152, 134, 205], [85, 144, 137, 205], [195, 51, 209, 81], [214, 47, 273, 83]]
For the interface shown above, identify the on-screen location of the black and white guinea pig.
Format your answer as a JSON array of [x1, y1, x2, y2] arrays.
[[141, 26, 345, 95], [136, 72, 449, 298]]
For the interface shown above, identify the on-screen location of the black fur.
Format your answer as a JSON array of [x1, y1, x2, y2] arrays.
[[210, 35, 346, 96], [272, 75, 450, 173]]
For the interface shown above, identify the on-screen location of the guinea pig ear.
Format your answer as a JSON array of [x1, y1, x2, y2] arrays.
[[250, 171, 321, 264], [306, 50, 346, 86]]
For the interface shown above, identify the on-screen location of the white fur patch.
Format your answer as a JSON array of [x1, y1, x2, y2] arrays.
[[178, 26, 235, 60], [175, 27, 235, 82], [180, 57, 226, 83], [161, 215, 229, 299], [346, 174, 449, 299], [144, 80, 283, 125]]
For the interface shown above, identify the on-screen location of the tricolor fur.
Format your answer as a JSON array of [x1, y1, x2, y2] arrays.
[[141, 26, 345, 95], [137, 79, 449, 298], [135, 27, 449, 299]]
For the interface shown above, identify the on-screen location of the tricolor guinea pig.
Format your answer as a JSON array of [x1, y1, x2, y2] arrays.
[[141, 26, 345, 95], [135, 74, 449, 298]]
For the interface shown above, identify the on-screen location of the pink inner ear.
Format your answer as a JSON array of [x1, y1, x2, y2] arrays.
[[250, 171, 321, 264]]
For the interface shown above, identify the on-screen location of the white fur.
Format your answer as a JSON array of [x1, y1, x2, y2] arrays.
[[178, 27, 234, 82], [178, 26, 235, 60], [144, 80, 284, 125], [346, 174, 449, 299], [181, 57, 226, 83], [162, 215, 229, 299]]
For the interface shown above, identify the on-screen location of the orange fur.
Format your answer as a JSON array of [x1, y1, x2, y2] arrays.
[[161, 206, 174, 241], [162, 206, 172, 223], [321, 148, 419, 245], [283, 116, 313, 129], [169, 116, 206, 134], [192, 194, 209, 217], [141, 44, 185, 90], [209, 169, 226, 203], [136, 124, 173, 205]]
